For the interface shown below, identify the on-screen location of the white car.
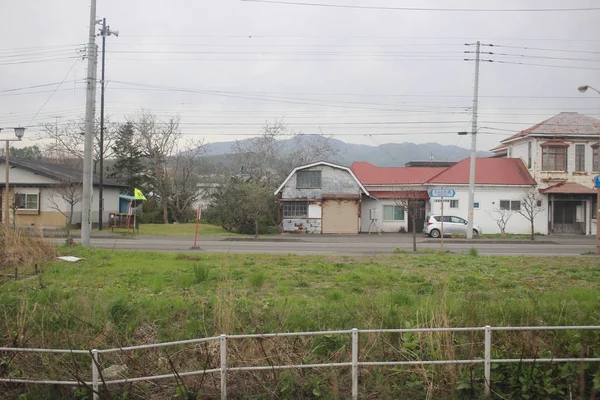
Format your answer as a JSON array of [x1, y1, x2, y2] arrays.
[[423, 215, 482, 238]]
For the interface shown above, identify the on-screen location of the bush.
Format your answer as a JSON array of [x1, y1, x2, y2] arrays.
[[193, 264, 210, 283]]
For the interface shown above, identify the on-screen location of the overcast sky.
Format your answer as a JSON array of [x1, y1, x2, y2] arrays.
[[1, 0, 599, 154]]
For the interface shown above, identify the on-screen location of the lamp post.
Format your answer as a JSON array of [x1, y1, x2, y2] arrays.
[[578, 85, 600, 254], [1, 127, 26, 228]]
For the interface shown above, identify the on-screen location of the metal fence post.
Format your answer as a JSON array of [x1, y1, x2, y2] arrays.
[[91, 349, 99, 400], [352, 328, 359, 400], [220, 334, 227, 400], [484, 326, 491, 396]]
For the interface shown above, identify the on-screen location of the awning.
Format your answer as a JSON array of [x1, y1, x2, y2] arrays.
[[539, 182, 597, 194], [370, 191, 429, 200]]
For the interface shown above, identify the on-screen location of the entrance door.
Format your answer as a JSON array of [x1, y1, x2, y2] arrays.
[[553, 201, 585, 234], [407, 201, 426, 234], [322, 199, 359, 234]]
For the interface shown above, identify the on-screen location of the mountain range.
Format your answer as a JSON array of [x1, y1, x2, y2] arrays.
[[203, 136, 490, 167]]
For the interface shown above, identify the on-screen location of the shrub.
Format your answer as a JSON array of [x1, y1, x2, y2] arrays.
[[248, 270, 266, 289], [193, 264, 210, 283]]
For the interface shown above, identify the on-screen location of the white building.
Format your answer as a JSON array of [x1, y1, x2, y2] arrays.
[[352, 159, 544, 236], [0, 158, 125, 228], [491, 112, 599, 235]]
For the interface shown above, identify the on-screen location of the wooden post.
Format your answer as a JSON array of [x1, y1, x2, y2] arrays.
[[14, 268, 18, 281]]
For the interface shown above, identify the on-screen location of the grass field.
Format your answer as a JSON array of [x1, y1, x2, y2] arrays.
[[69, 223, 240, 237], [2, 247, 599, 399]]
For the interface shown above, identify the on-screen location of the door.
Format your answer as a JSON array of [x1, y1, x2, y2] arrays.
[[441, 216, 453, 234], [407, 200, 426, 234], [553, 201, 585, 234], [451, 216, 468, 235], [322, 199, 359, 234]]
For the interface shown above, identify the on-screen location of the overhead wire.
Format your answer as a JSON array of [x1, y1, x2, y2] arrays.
[[240, 0, 600, 12]]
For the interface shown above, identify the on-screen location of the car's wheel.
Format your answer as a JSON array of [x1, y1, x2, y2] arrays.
[[430, 229, 441, 238], [473, 229, 479, 236]]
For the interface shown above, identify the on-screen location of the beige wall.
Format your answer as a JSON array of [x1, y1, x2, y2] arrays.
[[15, 211, 66, 227]]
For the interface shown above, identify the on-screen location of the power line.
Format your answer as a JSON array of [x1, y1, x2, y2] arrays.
[[241, 0, 600, 12]]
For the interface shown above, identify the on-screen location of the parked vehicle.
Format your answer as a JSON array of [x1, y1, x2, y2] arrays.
[[423, 215, 482, 238]]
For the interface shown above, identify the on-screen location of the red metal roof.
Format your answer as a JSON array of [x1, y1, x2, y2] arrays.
[[370, 191, 430, 199], [539, 182, 597, 194], [426, 158, 537, 186], [501, 112, 600, 143], [350, 162, 445, 185]]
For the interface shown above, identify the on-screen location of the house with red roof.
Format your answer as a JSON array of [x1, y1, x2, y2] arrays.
[[425, 158, 545, 235], [491, 112, 599, 235], [275, 158, 547, 235], [351, 159, 544, 235], [350, 162, 445, 233]]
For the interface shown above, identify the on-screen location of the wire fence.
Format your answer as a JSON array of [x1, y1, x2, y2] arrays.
[[1, 325, 599, 399]]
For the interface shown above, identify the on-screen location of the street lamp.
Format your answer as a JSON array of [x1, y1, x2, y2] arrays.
[[578, 84, 600, 254], [1, 127, 26, 228]]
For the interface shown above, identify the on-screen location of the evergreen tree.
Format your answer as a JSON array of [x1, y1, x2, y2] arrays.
[[107, 122, 146, 193]]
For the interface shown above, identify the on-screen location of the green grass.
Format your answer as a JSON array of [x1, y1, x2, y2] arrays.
[[2, 248, 599, 399], [127, 223, 240, 236]]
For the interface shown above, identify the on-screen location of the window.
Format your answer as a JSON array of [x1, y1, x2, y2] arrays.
[[296, 171, 321, 188], [575, 144, 585, 172], [450, 216, 466, 224], [473, 202, 480, 209], [541, 145, 567, 172], [383, 205, 405, 221], [527, 141, 532, 169], [593, 144, 599, 172], [500, 200, 520, 211], [450, 199, 459, 209], [15, 193, 39, 210], [536, 200, 542, 207], [283, 201, 308, 218]]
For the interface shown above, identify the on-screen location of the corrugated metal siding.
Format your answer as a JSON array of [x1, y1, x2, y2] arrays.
[[322, 199, 359, 234]]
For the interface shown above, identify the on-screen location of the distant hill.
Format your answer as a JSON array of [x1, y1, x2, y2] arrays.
[[203, 136, 490, 167]]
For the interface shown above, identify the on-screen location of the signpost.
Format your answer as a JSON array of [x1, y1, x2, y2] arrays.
[[429, 189, 456, 251]]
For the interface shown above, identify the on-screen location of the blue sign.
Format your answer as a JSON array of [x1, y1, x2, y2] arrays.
[[594, 175, 600, 189], [429, 188, 456, 198]]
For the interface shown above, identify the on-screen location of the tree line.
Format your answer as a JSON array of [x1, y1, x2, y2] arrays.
[[15, 112, 339, 233]]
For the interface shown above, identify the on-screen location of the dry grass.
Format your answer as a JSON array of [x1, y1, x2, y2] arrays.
[[0, 228, 55, 271]]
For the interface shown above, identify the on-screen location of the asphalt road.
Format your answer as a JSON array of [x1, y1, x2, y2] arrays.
[[66, 235, 596, 256]]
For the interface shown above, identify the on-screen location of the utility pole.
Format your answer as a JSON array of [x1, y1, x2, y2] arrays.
[[82, 0, 98, 246], [98, 18, 118, 230], [466, 41, 480, 240]]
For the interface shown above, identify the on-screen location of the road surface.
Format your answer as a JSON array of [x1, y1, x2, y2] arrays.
[[61, 235, 596, 256]]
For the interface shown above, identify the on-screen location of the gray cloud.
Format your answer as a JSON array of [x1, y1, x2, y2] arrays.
[[1, 0, 599, 154]]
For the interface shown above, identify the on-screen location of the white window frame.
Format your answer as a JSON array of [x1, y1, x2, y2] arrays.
[[449, 199, 459, 209], [382, 205, 405, 221], [499, 199, 520, 211], [283, 201, 308, 218], [15, 193, 39, 211]]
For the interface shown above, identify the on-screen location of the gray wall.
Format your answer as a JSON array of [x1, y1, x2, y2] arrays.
[[281, 165, 362, 199]]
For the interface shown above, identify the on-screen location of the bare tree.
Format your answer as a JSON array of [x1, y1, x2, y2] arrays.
[[47, 181, 83, 245], [39, 117, 118, 172], [517, 189, 544, 241], [233, 120, 286, 189], [131, 110, 181, 224], [392, 188, 426, 252], [234, 120, 340, 190], [486, 208, 514, 236], [169, 140, 207, 223]]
